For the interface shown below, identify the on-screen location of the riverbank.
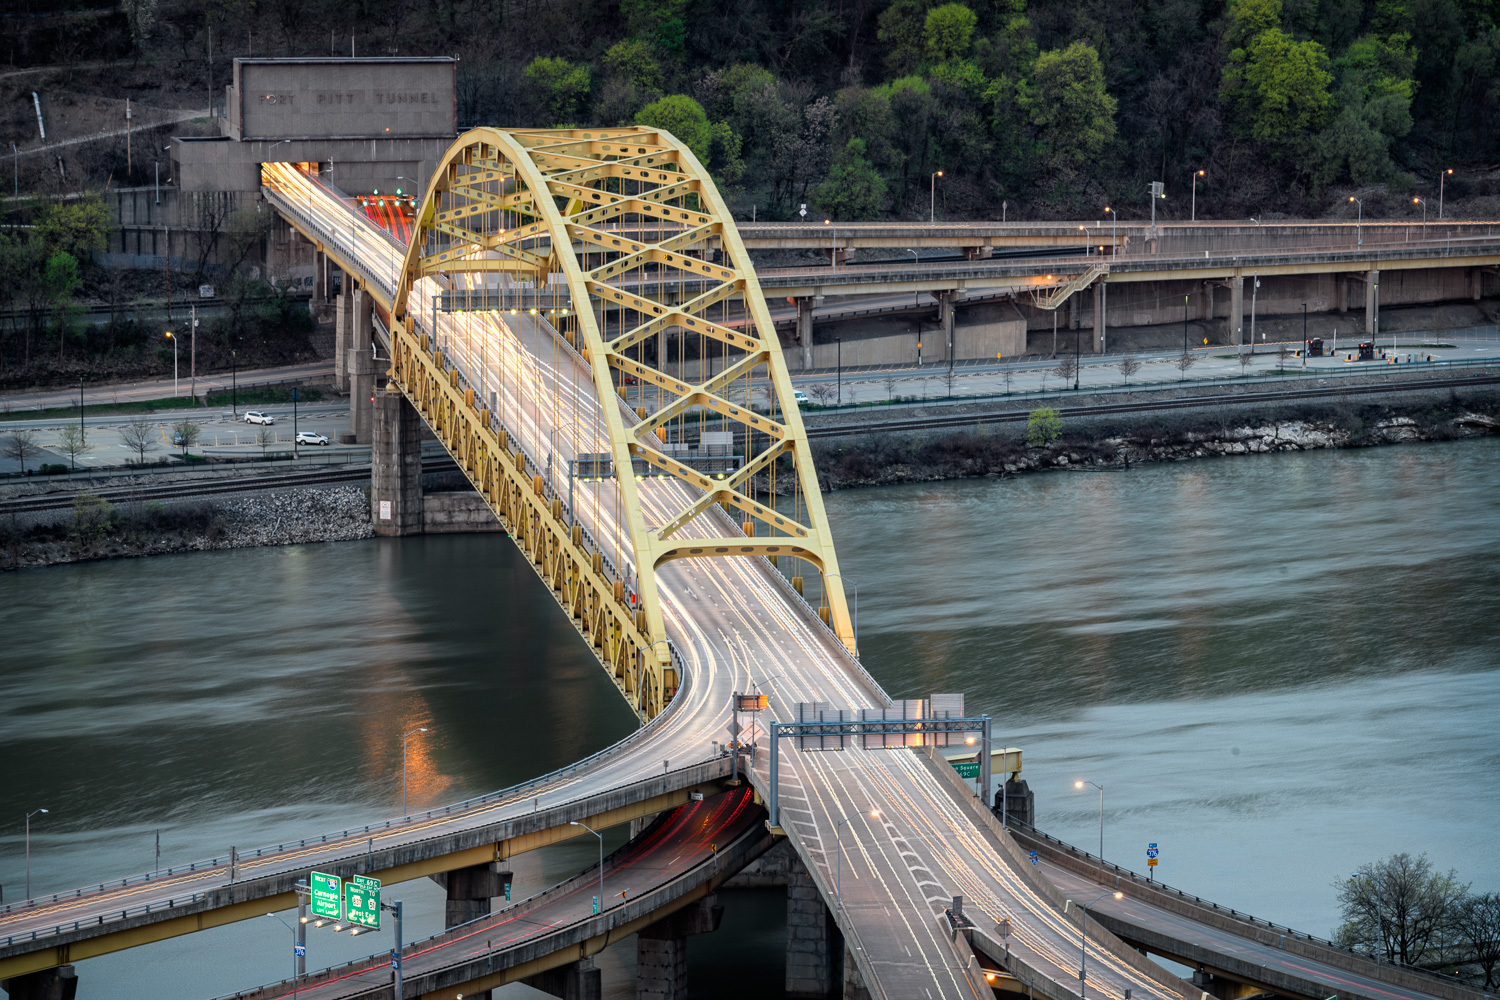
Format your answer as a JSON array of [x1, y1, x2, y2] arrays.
[[812, 386, 1500, 488], [0, 484, 372, 571]]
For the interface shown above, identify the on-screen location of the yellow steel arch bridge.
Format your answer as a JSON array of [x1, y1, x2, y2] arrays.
[[384, 127, 854, 721]]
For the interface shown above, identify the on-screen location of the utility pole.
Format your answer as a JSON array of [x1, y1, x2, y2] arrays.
[[190, 303, 197, 401], [382, 899, 403, 998]]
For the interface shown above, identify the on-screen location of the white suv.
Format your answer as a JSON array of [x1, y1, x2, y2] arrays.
[[294, 431, 329, 446], [243, 410, 275, 425]]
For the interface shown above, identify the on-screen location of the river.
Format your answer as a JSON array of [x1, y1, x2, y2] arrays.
[[1, 438, 1496, 998]]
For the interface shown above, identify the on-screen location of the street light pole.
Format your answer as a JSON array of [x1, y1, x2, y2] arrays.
[[930, 171, 943, 222], [836, 336, 842, 405], [1074, 780, 1104, 870], [1350, 196, 1363, 246], [25, 808, 49, 899], [78, 375, 85, 446], [1302, 303, 1308, 369], [165, 331, 178, 396], [1413, 197, 1426, 239], [1103, 207, 1116, 258], [1439, 169, 1452, 219], [1078, 889, 1124, 998], [570, 821, 605, 916], [824, 219, 837, 272], [231, 349, 238, 418], [1190, 170, 1205, 222], [264, 912, 301, 998], [382, 899, 404, 999], [401, 727, 428, 815], [836, 809, 880, 910]]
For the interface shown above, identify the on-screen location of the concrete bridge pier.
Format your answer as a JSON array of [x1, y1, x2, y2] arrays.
[[372, 390, 424, 536], [1092, 283, 1106, 354], [348, 348, 388, 444], [635, 893, 722, 999], [523, 957, 601, 1000], [786, 853, 835, 997], [938, 292, 957, 363], [0, 964, 77, 1000], [428, 862, 512, 1000], [1229, 276, 1244, 347], [795, 297, 822, 370], [333, 292, 354, 393], [1192, 968, 1269, 1000], [1366, 270, 1380, 335]]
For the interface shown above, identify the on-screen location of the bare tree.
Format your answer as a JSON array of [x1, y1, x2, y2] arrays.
[[1052, 354, 1079, 389], [57, 423, 92, 471], [172, 419, 200, 457], [1174, 351, 1198, 380], [806, 382, 836, 406], [2, 429, 42, 474], [1277, 343, 1291, 371], [883, 372, 898, 401], [1117, 356, 1142, 385], [1238, 350, 1256, 377], [1002, 365, 1016, 395], [1454, 892, 1500, 987], [1336, 853, 1468, 967], [256, 424, 275, 457], [118, 415, 158, 465], [941, 367, 957, 397]]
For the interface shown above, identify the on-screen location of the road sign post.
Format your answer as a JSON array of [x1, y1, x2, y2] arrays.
[[309, 872, 342, 922], [1146, 843, 1159, 879], [346, 875, 381, 930]]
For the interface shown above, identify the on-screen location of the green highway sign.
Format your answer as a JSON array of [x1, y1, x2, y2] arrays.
[[346, 875, 381, 930], [310, 872, 342, 921], [952, 760, 981, 779]]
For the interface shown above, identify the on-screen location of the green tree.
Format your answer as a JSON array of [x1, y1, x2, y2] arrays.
[[522, 57, 591, 126], [814, 139, 888, 219], [877, 0, 931, 77], [603, 39, 663, 92], [35, 195, 111, 265], [1025, 407, 1061, 447], [172, 419, 200, 457], [925, 3, 977, 62], [1224, 28, 1333, 146], [1024, 41, 1118, 174], [635, 95, 713, 162], [1224, 0, 1284, 49], [43, 252, 82, 363], [620, 0, 688, 53], [1336, 854, 1467, 966]]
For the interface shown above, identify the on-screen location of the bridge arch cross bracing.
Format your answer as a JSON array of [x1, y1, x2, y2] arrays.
[[388, 127, 855, 719]]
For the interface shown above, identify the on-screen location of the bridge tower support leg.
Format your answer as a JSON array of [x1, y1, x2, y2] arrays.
[[1229, 276, 1244, 347], [786, 853, 834, 997], [1366, 270, 1380, 335], [636, 894, 723, 999], [372, 390, 424, 536], [334, 292, 354, 393], [0, 964, 78, 1000]]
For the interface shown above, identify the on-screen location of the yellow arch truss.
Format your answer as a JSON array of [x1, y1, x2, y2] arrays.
[[387, 127, 854, 720]]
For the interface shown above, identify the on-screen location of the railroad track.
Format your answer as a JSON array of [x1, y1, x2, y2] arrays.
[[0, 457, 458, 515], [804, 373, 1500, 440]]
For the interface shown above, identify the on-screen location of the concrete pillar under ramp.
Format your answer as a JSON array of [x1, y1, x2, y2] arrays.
[[636, 894, 722, 999], [795, 297, 818, 370], [0, 965, 78, 1000], [429, 863, 512, 1000], [523, 957, 601, 1000], [1366, 270, 1380, 335], [786, 852, 834, 997], [1229, 276, 1245, 347], [1091, 283, 1105, 355], [348, 349, 387, 445], [372, 390, 424, 536], [334, 292, 354, 393], [938, 291, 956, 363]]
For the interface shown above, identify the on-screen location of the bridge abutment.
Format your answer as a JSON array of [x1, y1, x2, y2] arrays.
[[635, 894, 722, 999], [786, 851, 835, 997], [372, 390, 424, 536], [842, 944, 872, 1000], [0, 964, 77, 1000]]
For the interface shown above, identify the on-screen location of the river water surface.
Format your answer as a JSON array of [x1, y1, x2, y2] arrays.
[[1, 438, 1496, 998]]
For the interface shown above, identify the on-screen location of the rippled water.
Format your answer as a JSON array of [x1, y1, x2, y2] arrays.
[[1, 438, 1496, 997]]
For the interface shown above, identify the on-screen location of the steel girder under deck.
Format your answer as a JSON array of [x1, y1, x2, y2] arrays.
[[387, 127, 855, 721]]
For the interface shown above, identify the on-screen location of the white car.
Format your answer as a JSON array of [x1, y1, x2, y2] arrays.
[[243, 410, 275, 425], [793, 390, 810, 405], [294, 431, 329, 446]]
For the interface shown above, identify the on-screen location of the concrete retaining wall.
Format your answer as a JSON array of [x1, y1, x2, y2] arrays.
[[423, 490, 502, 533]]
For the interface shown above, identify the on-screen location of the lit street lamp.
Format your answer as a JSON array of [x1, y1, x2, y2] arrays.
[[571, 821, 605, 916], [401, 727, 429, 815], [1078, 889, 1124, 998], [25, 808, 48, 899], [930, 170, 943, 222], [165, 331, 178, 396], [836, 808, 880, 910], [824, 219, 837, 272], [1413, 196, 1426, 238], [1439, 168, 1453, 219], [264, 911, 302, 998], [835, 336, 842, 405], [1074, 780, 1104, 870], [1349, 196, 1363, 246], [1190, 169, 1206, 221], [1103, 207, 1116, 258]]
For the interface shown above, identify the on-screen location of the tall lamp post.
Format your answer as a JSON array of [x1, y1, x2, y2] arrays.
[[570, 821, 605, 916], [1349, 196, 1363, 246], [1074, 780, 1104, 871], [1190, 169, 1205, 221], [25, 808, 49, 899], [231, 349, 238, 418], [78, 375, 86, 446], [1439, 168, 1453, 219], [264, 911, 302, 998], [836, 809, 880, 910], [1413, 197, 1426, 238], [165, 331, 178, 396], [1078, 889, 1124, 998], [835, 336, 842, 405], [1302, 303, 1308, 369], [401, 727, 429, 815], [1103, 207, 1116, 258], [824, 219, 838, 272], [930, 171, 943, 222]]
